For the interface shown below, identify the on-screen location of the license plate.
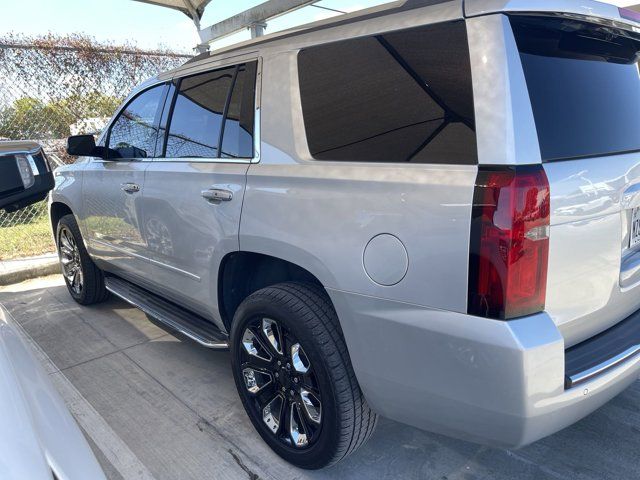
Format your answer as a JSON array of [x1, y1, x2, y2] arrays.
[[631, 207, 640, 248]]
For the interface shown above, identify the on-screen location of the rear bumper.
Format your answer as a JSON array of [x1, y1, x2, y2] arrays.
[[329, 289, 640, 448]]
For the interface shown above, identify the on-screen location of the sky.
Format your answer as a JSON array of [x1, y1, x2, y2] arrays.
[[0, 0, 391, 53], [0, 0, 638, 53]]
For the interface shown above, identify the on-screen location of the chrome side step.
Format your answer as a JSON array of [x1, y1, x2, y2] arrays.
[[105, 276, 228, 349]]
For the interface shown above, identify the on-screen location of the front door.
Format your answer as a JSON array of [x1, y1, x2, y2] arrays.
[[140, 61, 257, 323], [82, 83, 166, 281]]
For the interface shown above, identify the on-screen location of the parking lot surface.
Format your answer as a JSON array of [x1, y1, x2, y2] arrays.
[[1, 275, 638, 480]]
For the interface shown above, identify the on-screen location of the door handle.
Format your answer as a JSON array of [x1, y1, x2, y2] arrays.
[[121, 182, 140, 194], [201, 188, 233, 204]]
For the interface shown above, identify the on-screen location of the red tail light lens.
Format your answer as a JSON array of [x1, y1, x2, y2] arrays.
[[468, 165, 550, 320]]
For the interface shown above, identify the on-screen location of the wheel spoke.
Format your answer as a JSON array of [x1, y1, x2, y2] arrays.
[[60, 232, 72, 250], [282, 395, 292, 442], [289, 402, 309, 448], [300, 388, 321, 424], [242, 328, 272, 362], [262, 394, 284, 434], [261, 318, 283, 356], [290, 343, 310, 374], [242, 367, 273, 395]]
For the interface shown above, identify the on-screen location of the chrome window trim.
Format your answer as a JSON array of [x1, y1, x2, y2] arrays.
[[154, 56, 262, 165]]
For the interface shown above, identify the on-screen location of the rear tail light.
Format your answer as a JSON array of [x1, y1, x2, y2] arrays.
[[467, 165, 550, 320]]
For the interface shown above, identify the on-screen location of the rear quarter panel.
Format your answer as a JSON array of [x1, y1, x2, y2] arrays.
[[241, 49, 476, 313]]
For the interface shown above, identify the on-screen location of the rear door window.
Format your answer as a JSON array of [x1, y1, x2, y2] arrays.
[[165, 66, 235, 158], [163, 61, 257, 159], [297, 21, 477, 164], [511, 16, 640, 162]]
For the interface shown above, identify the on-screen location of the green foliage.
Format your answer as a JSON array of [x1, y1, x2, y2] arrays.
[[0, 92, 122, 139], [0, 33, 190, 141]]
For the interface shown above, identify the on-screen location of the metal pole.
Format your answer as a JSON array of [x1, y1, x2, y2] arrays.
[[249, 22, 268, 38], [198, 0, 316, 45]]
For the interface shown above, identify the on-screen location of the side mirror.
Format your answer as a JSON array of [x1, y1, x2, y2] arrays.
[[66, 134, 98, 157], [0, 142, 55, 213]]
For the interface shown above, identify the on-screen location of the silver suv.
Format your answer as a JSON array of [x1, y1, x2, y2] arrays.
[[50, 0, 640, 469]]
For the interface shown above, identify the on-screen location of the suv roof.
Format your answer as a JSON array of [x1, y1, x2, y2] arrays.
[[161, 0, 639, 88]]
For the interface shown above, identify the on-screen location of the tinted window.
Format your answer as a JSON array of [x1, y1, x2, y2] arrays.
[[165, 67, 235, 158], [298, 21, 477, 164], [511, 16, 640, 161], [108, 85, 164, 159], [221, 62, 257, 158]]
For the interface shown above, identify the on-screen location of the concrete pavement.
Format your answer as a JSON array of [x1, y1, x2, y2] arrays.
[[1, 275, 638, 480], [0, 253, 58, 285]]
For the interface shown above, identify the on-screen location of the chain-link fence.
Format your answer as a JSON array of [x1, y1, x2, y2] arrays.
[[0, 34, 191, 259]]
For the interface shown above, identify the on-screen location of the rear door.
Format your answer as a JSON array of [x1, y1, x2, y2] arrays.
[[82, 83, 167, 280], [139, 61, 258, 321], [509, 15, 640, 346]]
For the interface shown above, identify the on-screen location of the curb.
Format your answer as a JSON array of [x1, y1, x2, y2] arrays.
[[0, 259, 60, 286]]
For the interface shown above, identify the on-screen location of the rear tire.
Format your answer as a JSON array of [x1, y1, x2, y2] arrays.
[[230, 282, 378, 469], [56, 214, 109, 305]]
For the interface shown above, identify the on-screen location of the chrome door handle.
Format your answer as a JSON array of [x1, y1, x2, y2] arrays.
[[201, 188, 233, 204], [121, 182, 140, 194]]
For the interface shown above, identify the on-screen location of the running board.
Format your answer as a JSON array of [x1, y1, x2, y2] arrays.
[[105, 276, 228, 349]]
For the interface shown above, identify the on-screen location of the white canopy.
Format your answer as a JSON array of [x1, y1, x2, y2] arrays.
[[132, 0, 212, 20]]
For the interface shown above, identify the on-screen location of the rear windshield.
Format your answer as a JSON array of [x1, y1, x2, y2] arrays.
[[510, 16, 640, 162]]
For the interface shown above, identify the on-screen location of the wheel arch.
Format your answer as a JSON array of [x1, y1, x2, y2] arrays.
[[218, 251, 327, 332], [49, 201, 74, 241]]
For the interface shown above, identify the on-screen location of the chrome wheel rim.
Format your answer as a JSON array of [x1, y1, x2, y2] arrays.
[[239, 317, 322, 449], [58, 226, 83, 295]]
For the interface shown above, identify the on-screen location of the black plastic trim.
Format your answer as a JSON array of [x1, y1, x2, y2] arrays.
[[565, 308, 640, 388]]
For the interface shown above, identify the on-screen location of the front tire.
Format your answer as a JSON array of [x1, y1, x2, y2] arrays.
[[56, 214, 109, 305], [230, 282, 378, 469]]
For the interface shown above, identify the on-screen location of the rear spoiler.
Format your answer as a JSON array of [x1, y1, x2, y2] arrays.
[[465, 0, 640, 33]]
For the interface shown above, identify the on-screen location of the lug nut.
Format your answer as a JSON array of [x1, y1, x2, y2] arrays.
[[293, 378, 299, 383], [275, 372, 279, 378], [277, 360, 281, 366]]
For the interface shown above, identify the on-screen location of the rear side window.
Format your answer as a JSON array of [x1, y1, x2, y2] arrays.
[[297, 21, 477, 164], [511, 16, 640, 162], [221, 62, 257, 158], [164, 61, 257, 159], [107, 84, 165, 159]]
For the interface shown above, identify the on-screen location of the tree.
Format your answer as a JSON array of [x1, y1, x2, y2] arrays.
[[0, 97, 49, 139], [0, 92, 121, 140]]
